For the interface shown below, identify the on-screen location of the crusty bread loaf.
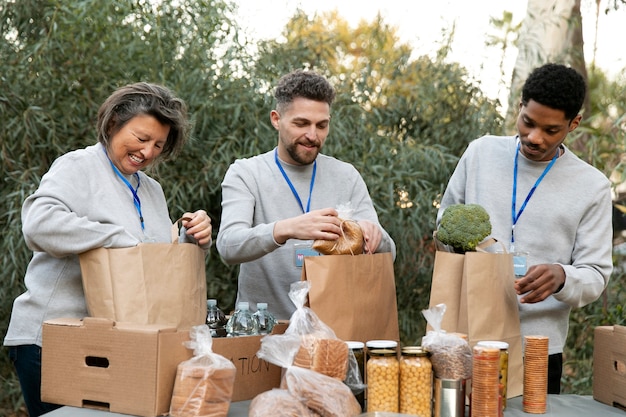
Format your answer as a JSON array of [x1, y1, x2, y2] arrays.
[[170, 363, 236, 417], [313, 219, 364, 255], [293, 337, 349, 380], [282, 367, 362, 417], [248, 389, 319, 417]]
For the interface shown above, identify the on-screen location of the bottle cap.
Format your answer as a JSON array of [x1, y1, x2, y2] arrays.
[[207, 299, 217, 307], [257, 302, 267, 309], [237, 301, 249, 310], [346, 341, 365, 349]]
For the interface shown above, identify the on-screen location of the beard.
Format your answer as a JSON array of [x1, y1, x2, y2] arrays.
[[284, 140, 320, 165]]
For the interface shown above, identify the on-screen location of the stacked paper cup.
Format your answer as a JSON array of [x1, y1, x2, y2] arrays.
[[522, 335, 549, 413], [471, 345, 501, 417]]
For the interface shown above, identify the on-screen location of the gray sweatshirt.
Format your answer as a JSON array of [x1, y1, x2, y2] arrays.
[[4, 142, 205, 347], [438, 135, 613, 354], [217, 148, 396, 320]]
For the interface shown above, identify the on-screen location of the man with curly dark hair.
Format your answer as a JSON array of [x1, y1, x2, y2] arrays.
[[437, 63, 612, 394]]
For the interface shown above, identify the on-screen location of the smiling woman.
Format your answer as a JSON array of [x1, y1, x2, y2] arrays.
[[3, 82, 214, 417]]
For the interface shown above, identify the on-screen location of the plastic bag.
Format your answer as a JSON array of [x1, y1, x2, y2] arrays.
[[255, 281, 362, 416], [248, 388, 318, 417], [421, 303, 472, 380], [170, 325, 236, 417]]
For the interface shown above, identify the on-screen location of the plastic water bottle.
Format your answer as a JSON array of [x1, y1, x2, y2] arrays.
[[206, 299, 227, 337], [226, 301, 259, 336], [252, 302, 277, 335]]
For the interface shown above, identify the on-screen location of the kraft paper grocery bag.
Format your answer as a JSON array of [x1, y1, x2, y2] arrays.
[[301, 252, 399, 344], [429, 244, 524, 398], [79, 218, 207, 329]]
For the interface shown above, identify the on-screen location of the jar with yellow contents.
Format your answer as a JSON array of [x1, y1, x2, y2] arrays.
[[366, 347, 399, 412], [400, 346, 433, 417]]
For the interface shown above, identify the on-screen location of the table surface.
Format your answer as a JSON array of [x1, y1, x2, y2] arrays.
[[44, 394, 625, 417]]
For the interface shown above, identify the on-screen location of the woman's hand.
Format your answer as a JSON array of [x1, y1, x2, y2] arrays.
[[182, 210, 212, 246]]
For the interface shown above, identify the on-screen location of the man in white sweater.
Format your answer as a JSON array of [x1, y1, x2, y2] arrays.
[[217, 70, 396, 320], [437, 63, 613, 393]]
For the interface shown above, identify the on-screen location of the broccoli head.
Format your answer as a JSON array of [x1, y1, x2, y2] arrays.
[[437, 203, 492, 252]]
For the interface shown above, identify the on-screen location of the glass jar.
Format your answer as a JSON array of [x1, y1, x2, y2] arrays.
[[400, 346, 433, 417], [366, 348, 399, 412], [346, 341, 366, 411]]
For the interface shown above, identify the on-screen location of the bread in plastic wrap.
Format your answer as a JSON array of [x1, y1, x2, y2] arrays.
[[248, 388, 319, 417], [170, 325, 236, 417], [281, 365, 362, 417], [293, 335, 349, 380]]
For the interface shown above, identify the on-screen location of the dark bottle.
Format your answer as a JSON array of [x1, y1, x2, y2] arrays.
[[206, 299, 227, 337]]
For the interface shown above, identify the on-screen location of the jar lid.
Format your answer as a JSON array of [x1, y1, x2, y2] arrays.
[[401, 346, 428, 356], [346, 341, 365, 349], [368, 348, 397, 357], [477, 340, 509, 350], [366, 339, 398, 349]]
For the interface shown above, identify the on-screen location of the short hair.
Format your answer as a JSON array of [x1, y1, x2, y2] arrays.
[[521, 63, 586, 121], [96, 82, 190, 160], [274, 70, 336, 113]]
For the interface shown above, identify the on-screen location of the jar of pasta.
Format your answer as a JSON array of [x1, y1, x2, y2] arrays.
[[366, 346, 399, 412], [400, 346, 433, 417]]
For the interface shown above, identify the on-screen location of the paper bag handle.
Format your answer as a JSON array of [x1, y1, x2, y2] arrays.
[[476, 238, 508, 253], [171, 216, 193, 243]]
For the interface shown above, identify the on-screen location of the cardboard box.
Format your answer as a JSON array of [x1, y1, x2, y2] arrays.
[[593, 325, 626, 410], [42, 317, 287, 417]]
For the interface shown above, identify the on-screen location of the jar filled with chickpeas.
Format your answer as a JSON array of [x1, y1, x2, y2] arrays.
[[366, 346, 399, 412], [400, 346, 433, 417]]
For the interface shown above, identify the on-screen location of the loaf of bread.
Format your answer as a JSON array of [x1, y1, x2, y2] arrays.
[[292, 336, 349, 380], [170, 363, 236, 417], [248, 389, 319, 417], [282, 366, 362, 417], [313, 218, 364, 255]]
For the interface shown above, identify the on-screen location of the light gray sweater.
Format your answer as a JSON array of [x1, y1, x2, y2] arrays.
[[4, 143, 206, 347], [217, 148, 396, 320], [438, 135, 613, 354]]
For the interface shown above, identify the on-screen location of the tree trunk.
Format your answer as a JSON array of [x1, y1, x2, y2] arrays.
[[505, 0, 588, 139]]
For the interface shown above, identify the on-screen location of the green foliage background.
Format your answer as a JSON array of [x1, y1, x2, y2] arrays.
[[1, 1, 624, 414]]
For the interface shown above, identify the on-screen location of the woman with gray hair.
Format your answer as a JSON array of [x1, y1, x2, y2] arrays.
[[4, 82, 212, 416]]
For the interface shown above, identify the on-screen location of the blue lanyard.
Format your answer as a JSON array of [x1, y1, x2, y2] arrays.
[[105, 150, 145, 230], [274, 149, 316, 213], [511, 141, 558, 249]]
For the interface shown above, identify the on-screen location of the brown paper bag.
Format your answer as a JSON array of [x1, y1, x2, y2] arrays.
[[79, 218, 207, 329], [301, 252, 399, 343], [429, 248, 524, 398]]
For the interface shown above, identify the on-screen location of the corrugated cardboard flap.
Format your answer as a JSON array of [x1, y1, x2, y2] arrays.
[[42, 317, 189, 417], [593, 325, 626, 410]]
